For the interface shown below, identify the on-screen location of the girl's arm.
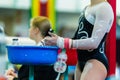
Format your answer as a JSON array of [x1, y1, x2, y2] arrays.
[[44, 3, 114, 50]]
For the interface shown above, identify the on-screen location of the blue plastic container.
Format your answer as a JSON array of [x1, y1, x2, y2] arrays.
[[6, 46, 59, 65]]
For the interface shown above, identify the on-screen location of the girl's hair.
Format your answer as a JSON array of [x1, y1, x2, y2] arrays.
[[31, 16, 51, 37]]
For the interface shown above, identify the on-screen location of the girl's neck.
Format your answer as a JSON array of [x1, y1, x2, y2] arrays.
[[35, 35, 44, 44], [91, 0, 106, 7]]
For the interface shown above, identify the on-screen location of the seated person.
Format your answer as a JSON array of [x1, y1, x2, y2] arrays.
[[5, 16, 58, 80]]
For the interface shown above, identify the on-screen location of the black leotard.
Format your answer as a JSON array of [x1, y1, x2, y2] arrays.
[[73, 12, 109, 72]]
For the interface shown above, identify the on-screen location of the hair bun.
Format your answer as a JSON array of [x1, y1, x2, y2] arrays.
[[46, 28, 54, 36], [49, 28, 54, 33]]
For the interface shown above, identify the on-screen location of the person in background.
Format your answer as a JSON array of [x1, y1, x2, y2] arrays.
[[5, 16, 58, 80], [44, 0, 114, 80]]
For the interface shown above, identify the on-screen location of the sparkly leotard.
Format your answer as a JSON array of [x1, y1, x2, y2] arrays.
[[73, 11, 109, 72]]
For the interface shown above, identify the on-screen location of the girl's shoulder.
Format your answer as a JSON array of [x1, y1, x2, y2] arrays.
[[97, 2, 113, 11]]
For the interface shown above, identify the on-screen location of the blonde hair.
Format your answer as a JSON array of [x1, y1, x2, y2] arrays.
[[31, 16, 51, 37]]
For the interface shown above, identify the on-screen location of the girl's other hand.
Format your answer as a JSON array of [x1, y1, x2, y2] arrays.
[[5, 68, 17, 80]]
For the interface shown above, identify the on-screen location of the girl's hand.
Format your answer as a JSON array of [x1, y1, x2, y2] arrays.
[[5, 68, 17, 80], [44, 32, 58, 46]]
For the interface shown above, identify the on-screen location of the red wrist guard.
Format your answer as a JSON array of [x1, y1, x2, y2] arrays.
[[64, 38, 71, 49]]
